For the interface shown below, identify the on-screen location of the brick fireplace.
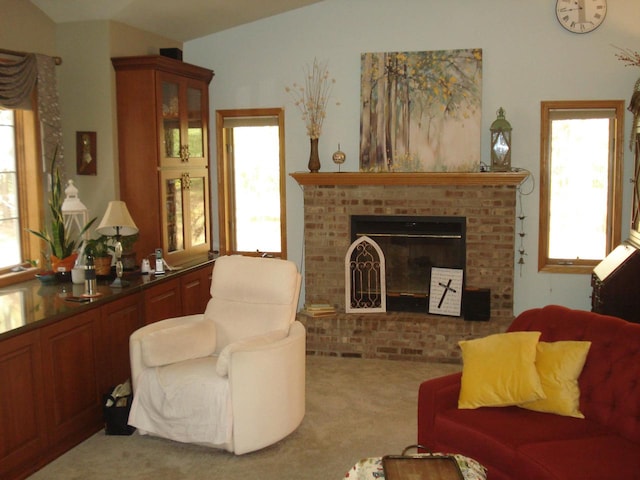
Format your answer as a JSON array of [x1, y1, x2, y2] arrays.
[[292, 171, 528, 363]]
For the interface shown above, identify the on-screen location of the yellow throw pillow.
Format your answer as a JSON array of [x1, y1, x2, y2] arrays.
[[519, 340, 591, 418], [458, 331, 545, 409]]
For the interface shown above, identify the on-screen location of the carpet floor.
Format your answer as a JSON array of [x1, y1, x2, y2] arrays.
[[28, 356, 460, 479]]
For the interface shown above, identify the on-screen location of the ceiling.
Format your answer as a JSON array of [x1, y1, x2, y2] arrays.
[[29, 0, 324, 42]]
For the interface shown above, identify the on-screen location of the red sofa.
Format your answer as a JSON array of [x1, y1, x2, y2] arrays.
[[417, 305, 640, 480]]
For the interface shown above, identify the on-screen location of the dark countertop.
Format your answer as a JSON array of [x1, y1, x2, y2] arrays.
[[0, 256, 214, 340]]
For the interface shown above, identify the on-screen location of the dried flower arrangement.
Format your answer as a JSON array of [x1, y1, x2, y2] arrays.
[[285, 58, 336, 139], [615, 47, 640, 68]]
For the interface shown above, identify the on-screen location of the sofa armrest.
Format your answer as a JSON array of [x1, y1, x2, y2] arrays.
[[417, 372, 462, 449], [129, 314, 207, 390], [227, 321, 306, 454]]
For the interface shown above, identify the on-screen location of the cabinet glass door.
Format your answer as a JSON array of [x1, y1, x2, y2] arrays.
[[161, 168, 210, 263], [161, 81, 181, 160], [164, 175, 184, 254], [187, 86, 204, 159], [188, 175, 207, 247]]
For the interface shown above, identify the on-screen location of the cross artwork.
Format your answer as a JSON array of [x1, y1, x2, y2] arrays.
[[429, 267, 464, 316], [438, 278, 457, 308]]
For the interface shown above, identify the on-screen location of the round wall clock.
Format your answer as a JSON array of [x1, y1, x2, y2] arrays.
[[556, 0, 607, 34]]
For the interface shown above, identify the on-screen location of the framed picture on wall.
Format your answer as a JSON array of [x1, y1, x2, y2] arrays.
[[359, 48, 482, 172], [76, 131, 96, 175]]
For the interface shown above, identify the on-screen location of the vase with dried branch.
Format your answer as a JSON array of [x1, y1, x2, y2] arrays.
[[286, 58, 336, 172]]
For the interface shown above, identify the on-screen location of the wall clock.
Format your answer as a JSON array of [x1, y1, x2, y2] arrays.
[[556, 0, 607, 34], [428, 267, 464, 317]]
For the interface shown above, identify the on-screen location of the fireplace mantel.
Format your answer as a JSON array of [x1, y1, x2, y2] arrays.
[[290, 170, 528, 187]]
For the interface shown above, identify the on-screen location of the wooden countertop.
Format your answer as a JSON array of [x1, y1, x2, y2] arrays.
[[0, 256, 214, 339]]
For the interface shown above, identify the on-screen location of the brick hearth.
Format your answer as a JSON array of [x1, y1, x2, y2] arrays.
[[292, 172, 528, 363]]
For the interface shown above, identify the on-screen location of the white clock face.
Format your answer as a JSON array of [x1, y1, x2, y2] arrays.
[[556, 0, 607, 34]]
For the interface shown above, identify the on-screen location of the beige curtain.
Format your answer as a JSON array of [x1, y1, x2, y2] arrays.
[[0, 54, 37, 109], [0, 53, 64, 173]]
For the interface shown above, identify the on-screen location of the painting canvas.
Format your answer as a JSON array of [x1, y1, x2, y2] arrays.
[[360, 48, 482, 172]]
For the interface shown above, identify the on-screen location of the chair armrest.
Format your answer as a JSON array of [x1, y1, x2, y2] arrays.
[[226, 321, 306, 454], [417, 372, 462, 449], [129, 314, 207, 390], [215, 329, 288, 377]]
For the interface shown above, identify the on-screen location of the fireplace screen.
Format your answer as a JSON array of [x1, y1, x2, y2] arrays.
[[350, 215, 466, 313], [345, 236, 387, 313]]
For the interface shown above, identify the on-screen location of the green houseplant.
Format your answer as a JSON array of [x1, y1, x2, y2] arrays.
[[84, 235, 113, 276], [27, 147, 96, 275]]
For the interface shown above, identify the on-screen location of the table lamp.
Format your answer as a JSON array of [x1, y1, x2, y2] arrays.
[[96, 201, 139, 288]]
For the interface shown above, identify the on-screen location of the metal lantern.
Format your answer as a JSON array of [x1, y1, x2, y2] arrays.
[[490, 107, 512, 172], [61, 180, 89, 241]]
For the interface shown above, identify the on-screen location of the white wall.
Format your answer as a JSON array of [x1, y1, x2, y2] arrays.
[[185, 0, 640, 314], [57, 21, 117, 221], [55, 20, 181, 230]]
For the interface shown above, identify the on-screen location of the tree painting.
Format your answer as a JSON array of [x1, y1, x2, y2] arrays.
[[360, 48, 482, 172]]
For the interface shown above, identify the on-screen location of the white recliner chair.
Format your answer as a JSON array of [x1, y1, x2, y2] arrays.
[[128, 255, 305, 454]]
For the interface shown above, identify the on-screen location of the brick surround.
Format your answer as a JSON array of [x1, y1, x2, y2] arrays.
[[292, 172, 527, 363]]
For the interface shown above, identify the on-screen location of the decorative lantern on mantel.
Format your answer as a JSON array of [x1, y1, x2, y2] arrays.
[[490, 107, 512, 172]]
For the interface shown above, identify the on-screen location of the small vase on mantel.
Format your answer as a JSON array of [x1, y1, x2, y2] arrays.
[[308, 137, 321, 173]]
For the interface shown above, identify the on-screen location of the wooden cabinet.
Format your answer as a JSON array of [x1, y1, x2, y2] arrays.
[[95, 294, 144, 393], [0, 260, 213, 479], [592, 239, 640, 323], [143, 262, 213, 322], [0, 331, 46, 480], [143, 277, 183, 325], [112, 55, 214, 265], [181, 263, 213, 315], [40, 310, 101, 456], [158, 70, 209, 168]]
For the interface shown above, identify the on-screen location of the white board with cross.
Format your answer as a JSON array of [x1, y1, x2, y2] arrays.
[[428, 267, 464, 317]]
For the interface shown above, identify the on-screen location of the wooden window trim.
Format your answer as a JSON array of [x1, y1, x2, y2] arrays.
[[0, 104, 44, 286], [538, 100, 624, 274], [215, 108, 287, 258]]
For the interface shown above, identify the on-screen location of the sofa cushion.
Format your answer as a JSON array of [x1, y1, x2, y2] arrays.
[[519, 340, 591, 418], [508, 305, 640, 443], [517, 435, 640, 480], [141, 319, 216, 367], [433, 406, 612, 479], [458, 331, 545, 409], [204, 256, 300, 352]]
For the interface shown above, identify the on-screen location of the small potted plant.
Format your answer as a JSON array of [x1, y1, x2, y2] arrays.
[[84, 235, 113, 277], [27, 147, 96, 280]]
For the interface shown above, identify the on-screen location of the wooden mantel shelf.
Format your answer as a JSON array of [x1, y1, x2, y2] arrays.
[[290, 170, 529, 187]]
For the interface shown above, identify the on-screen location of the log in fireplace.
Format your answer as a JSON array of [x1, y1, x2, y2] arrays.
[[350, 215, 466, 312]]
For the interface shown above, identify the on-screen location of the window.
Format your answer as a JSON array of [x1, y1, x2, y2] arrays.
[[539, 100, 624, 273], [0, 105, 42, 286], [216, 108, 287, 258]]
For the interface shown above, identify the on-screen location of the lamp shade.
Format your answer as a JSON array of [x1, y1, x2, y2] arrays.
[[96, 200, 139, 237]]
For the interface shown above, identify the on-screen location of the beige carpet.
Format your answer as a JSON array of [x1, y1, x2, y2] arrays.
[[28, 356, 460, 479]]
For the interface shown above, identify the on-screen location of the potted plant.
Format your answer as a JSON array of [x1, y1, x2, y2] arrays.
[[84, 235, 113, 276], [27, 147, 96, 280]]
